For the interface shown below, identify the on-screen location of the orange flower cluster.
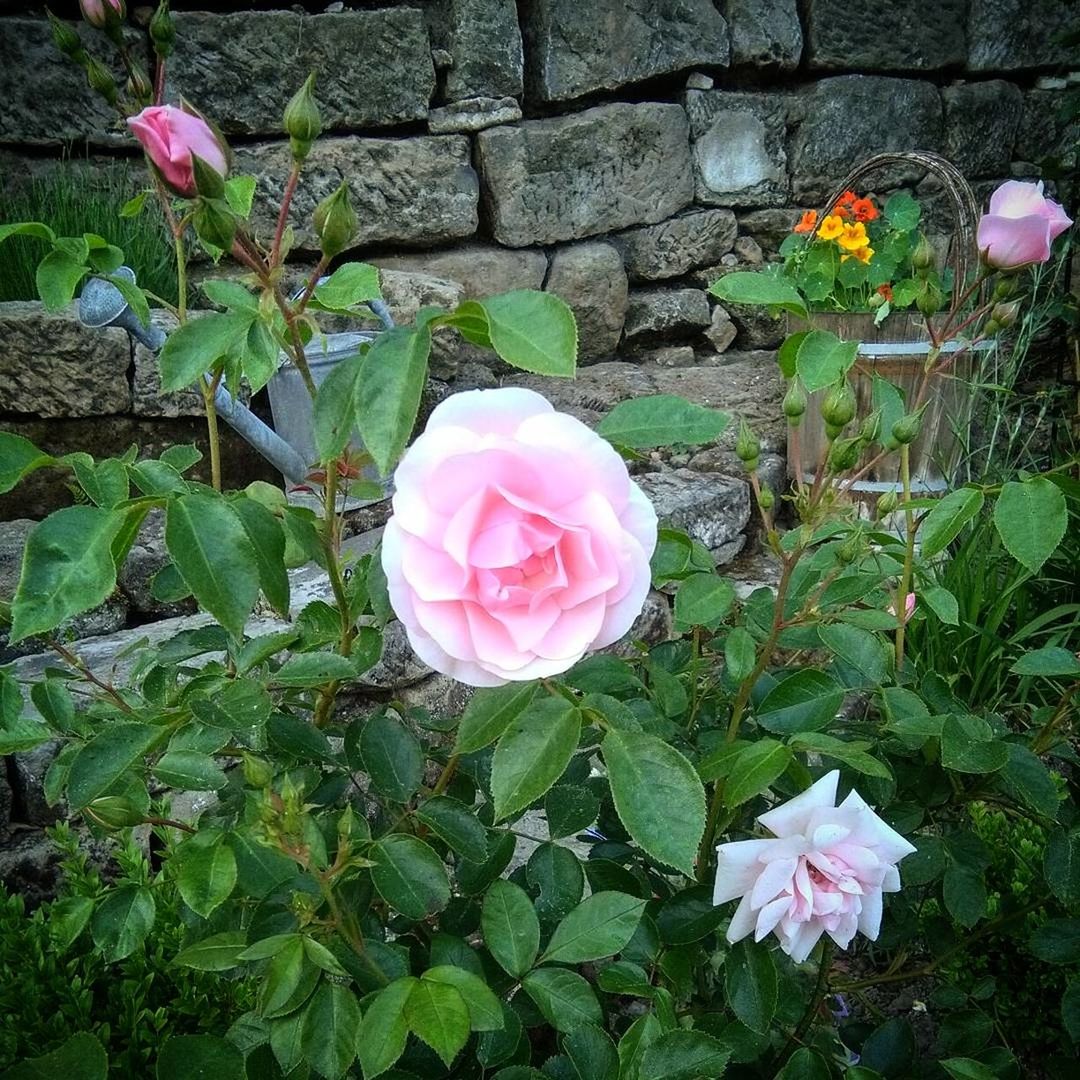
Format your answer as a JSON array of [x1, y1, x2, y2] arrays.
[[791, 190, 879, 264]]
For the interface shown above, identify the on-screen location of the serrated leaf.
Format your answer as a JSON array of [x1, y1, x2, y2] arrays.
[[416, 796, 489, 862], [0, 430, 53, 495], [674, 573, 736, 630], [920, 487, 985, 558], [300, 981, 361, 1080], [796, 330, 860, 392], [725, 738, 793, 806], [405, 979, 470, 1067], [597, 395, 728, 449], [724, 937, 777, 1033], [757, 669, 844, 734], [422, 965, 503, 1031], [91, 885, 155, 961], [522, 967, 602, 1032], [541, 892, 646, 964], [455, 680, 539, 754], [174, 930, 247, 971], [640, 1030, 730, 1080], [357, 977, 415, 1079], [67, 723, 162, 810], [482, 879, 540, 978], [359, 712, 424, 802], [176, 834, 237, 918], [993, 477, 1067, 573], [370, 835, 450, 919], [476, 290, 577, 376]]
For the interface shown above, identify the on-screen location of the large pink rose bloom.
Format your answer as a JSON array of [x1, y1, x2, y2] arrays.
[[714, 770, 916, 963], [977, 180, 1072, 270], [381, 388, 658, 688], [127, 105, 227, 198]]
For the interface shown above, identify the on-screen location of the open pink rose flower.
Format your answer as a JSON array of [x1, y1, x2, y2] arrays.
[[977, 180, 1072, 271], [127, 105, 227, 198], [380, 388, 658, 687], [714, 770, 916, 963]]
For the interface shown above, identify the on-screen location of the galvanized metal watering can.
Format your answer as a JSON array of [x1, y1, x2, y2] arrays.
[[78, 268, 395, 492]]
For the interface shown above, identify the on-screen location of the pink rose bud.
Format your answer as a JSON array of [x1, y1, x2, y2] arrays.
[[888, 592, 916, 624], [127, 104, 228, 198], [380, 388, 658, 687], [79, 0, 124, 29], [977, 180, 1072, 271], [714, 770, 916, 963]]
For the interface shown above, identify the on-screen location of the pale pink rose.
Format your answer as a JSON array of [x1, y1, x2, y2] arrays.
[[380, 388, 658, 688], [714, 770, 916, 963], [977, 180, 1072, 270], [127, 105, 227, 198], [79, 0, 124, 28], [888, 592, 916, 625]]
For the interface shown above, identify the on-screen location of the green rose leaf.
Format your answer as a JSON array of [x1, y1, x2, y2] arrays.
[[157, 1035, 245, 1080], [300, 981, 361, 1080], [370, 835, 450, 919], [919, 487, 985, 559], [91, 885, 156, 962], [993, 477, 1067, 573], [482, 879, 540, 978], [597, 394, 729, 449], [725, 738, 793, 806], [357, 977, 416, 1079], [521, 967, 603, 1032], [708, 271, 808, 318], [540, 892, 647, 964], [454, 680, 538, 754], [724, 938, 777, 1034], [405, 979, 471, 1067]]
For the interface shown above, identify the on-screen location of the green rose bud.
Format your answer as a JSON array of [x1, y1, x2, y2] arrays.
[[859, 408, 882, 444], [85, 56, 117, 106], [126, 64, 153, 103], [991, 300, 1020, 328], [757, 485, 775, 511], [284, 72, 321, 161], [912, 235, 936, 272], [993, 276, 1017, 301], [916, 279, 945, 318], [821, 379, 856, 429], [827, 435, 862, 474], [48, 11, 87, 62], [824, 421, 846, 442], [87, 796, 145, 830], [150, 0, 175, 58], [782, 377, 808, 425], [876, 489, 899, 517], [193, 196, 237, 252], [891, 407, 925, 446], [313, 181, 357, 259], [735, 418, 760, 467], [837, 533, 862, 565], [242, 753, 275, 789]]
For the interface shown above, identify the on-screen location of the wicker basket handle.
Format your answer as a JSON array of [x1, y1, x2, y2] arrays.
[[815, 151, 981, 314]]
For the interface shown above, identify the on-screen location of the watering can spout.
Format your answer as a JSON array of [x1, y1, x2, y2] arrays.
[[77, 268, 311, 485]]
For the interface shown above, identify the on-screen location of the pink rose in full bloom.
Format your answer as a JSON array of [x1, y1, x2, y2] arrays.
[[977, 180, 1072, 270], [380, 388, 658, 687], [127, 105, 227, 198], [79, 0, 124, 28], [713, 770, 916, 963]]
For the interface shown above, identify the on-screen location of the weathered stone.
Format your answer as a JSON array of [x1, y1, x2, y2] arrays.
[[235, 136, 479, 252], [804, 0, 966, 71], [623, 289, 711, 345], [545, 243, 628, 363], [612, 210, 738, 282], [0, 417, 279, 522], [640, 346, 698, 368], [118, 509, 195, 617], [686, 72, 715, 91], [372, 244, 547, 299], [358, 620, 433, 690], [397, 673, 476, 723], [685, 91, 789, 207], [523, 0, 729, 102], [429, 97, 522, 134], [790, 77, 943, 203], [476, 104, 694, 247], [967, 0, 1080, 72], [0, 303, 131, 418], [378, 271, 466, 328], [1016, 89, 1080, 172], [636, 468, 750, 553], [690, 447, 786, 497], [733, 236, 764, 264], [607, 590, 674, 657], [704, 305, 738, 353], [0, 19, 134, 146], [0, 769, 11, 832], [133, 311, 206, 418], [721, 0, 802, 70], [944, 81, 1023, 178], [10, 742, 61, 826], [436, 0, 524, 102], [168, 11, 434, 133], [736, 209, 804, 255]]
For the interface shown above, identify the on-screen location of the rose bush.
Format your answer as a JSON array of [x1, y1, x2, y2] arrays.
[[381, 388, 658, 686]]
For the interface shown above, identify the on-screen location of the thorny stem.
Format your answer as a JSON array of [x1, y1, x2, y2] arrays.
[[296, 255, 330, 315], [272, 162, 302, 268], [200, 372, 223, 492], [431, 755, 461, 798], [894, 443, 915, 669], [152, 56, 166, 106], [49, 640, 133, 715], [145, 816, 196, 834]]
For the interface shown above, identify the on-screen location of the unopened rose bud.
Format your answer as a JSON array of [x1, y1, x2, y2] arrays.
[[891, 408, 924, 446], [79, 0, 124, 30], [193, 197, 237, 252], [86, 56, 118, 105], [313, 181, 357, 259], [284, 72, 321, 161], [821, 379, 856, 428], [837, 533, 861, 565], [981, 318, 1001, 337], [827, 436, 862, 473], [991, 300, 1020, 328], [126, 64, 152, 103], [48, 11, 87, 62], [783, 377, 807, 425], [993, 276, 1017, 301], [128, 104, 228, 198], [824, 421, 846, 442], [876, 489, 899, 517], [859, 409, 882, 444], [735, 418, 760, 468], [912, 235, 936, 272], [242, 754, 275, 788], [757, 485, 775, 511], [87, 795, 144, 829], [916, 280, 944, 318], [149, 0, 175, 58]]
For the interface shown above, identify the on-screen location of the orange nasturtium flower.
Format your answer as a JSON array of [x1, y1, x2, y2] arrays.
[[877, 283, 894, 301], [793, 210, 818, 234], [833, 190, 858, 219], [837, 222, 870, 251], [818, 214, 845, 241], [851, 197, 878, 222]]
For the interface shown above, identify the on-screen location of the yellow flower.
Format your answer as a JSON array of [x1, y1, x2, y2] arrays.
[[817, 214, 845, 241], [837, 222, 869, 252], [840, 245, 874, 264]]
